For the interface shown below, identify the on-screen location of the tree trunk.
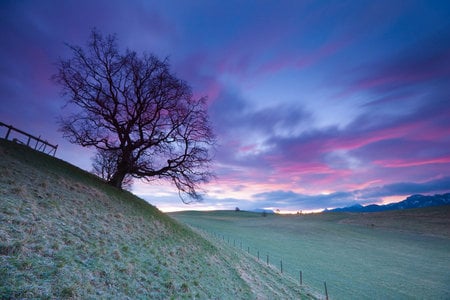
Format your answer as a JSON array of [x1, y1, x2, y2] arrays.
[[108, 170, 126, 189], [108, 152, 132, 189]]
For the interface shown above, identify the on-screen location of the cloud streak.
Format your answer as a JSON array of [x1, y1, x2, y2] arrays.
[[1, 0, 450, 211], [250, 176, 450, 212]]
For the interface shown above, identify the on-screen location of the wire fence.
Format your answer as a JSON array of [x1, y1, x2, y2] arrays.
[[202, 229, 330, 300]]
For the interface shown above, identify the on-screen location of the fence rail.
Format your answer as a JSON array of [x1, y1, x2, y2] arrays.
[[0, 121, 58, 156]]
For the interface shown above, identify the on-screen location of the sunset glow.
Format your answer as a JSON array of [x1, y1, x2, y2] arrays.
[[1, 0, 449, 212]]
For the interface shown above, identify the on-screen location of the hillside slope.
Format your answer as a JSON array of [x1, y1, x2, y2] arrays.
[[0, 139, 316, 299]]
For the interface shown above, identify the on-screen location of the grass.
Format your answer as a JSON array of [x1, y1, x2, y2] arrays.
[[170, 208, 450, 299], [0, 139, 318, 299]]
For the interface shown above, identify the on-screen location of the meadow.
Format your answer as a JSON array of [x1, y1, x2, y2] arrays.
[[171, 208, 450, 299], [0, 139, 318, 299]]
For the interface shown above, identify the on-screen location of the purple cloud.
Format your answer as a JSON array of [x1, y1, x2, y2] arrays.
[[1, 1, 450, 211]]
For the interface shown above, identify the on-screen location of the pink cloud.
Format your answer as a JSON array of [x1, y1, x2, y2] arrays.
[[374, 156, 450, 168], [323, 119, 431, 153]]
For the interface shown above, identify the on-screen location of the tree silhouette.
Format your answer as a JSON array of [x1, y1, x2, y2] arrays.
[[54, 30, 215, 202], [91, 149, 133, 190]]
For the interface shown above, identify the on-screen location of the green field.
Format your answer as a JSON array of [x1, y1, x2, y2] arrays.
[[2, 137, 449, 299], [170, 209, 450, 299], [0, 139, 318, 299]]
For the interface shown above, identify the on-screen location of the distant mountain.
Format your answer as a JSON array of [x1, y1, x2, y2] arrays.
[[328, 193, 450, 213]]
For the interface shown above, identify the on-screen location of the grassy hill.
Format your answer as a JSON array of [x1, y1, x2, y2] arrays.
[[0, 139, 318, 299]]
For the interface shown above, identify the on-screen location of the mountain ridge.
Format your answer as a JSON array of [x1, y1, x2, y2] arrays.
[[327, 193, 450, 213]]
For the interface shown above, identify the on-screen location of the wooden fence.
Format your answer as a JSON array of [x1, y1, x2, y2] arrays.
[[0, 121, 58, 156]]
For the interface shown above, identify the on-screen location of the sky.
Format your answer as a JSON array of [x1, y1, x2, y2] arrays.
[[1, 0, 450, 213]]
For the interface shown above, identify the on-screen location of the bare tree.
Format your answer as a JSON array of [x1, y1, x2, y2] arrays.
[[54, 30, 215, 202], [91, 149, 133, 190]]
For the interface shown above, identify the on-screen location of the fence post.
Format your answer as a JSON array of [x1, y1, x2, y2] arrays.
[[247, 246, 250, 253], [257, 251, 259, 260], [324, 282, 329, 300], [280, 259, 283, 274], [299, 271, 302, 285], [5, 126, 11, 139], [266, 254, 269, 265]]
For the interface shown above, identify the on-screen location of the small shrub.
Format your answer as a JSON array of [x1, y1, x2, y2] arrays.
[[0, 242, 22, 256], [125, 263, 134, 275], [17, 260, 33, 271], [33, 244, 44, 252], [164, 280, 175, 291], [60, 286, 75, 298], [181, 282, 189, 293], [112, 249, 121, 260], [10, 186, 27, 197], [62, 234, 74, 245], [51, 242, 60, 250], [38, 181, 48, 189], [55, 253, 69, 268]]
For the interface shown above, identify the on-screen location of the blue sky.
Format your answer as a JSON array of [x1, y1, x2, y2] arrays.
[[1, 0, 450, 212]]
